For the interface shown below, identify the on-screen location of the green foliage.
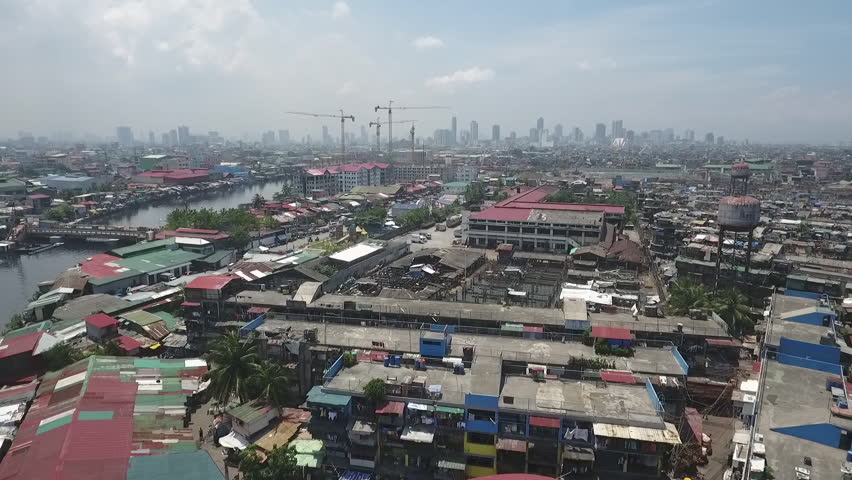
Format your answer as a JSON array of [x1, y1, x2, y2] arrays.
[[398, 207, 431, 228], [343, 352, 357, 367], [92, 340, 125, 356], [355, 206, 387, 226], [165, 207, 262, 249], [363, 378, 386, 405], [594, 342, 634, 357], [259, 216, 280, 229], [248, 361, 289, 408], [251, 194, 266, 209], [712, 288, 753, 332], [273, 184, 296, 201], [3, 314, 26, 334], [205, 332, 260, 403], [239, 445, 301, 480], [317, 263, 340, 277], [464, 182, 486, 204], [667, 278, 709, 315], [567, 356, 616, 371], [43, 343, 88, 371], [45, 203, 74, 222]]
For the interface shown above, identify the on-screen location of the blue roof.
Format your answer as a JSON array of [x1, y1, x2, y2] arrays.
[[127, 450, 225, 480], [307, 385, 351, 407]]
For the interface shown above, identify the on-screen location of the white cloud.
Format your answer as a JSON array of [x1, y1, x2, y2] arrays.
[[425, 66, 494, 90], [331, 1, 350, 18], [337, 81, 357, 95], [413, 36, 444, 51]]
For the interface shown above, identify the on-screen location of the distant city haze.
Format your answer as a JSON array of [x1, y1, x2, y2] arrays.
[[2, 1, 851, 144]]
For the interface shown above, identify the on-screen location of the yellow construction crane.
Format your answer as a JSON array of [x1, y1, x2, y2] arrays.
[[374, 101, 448, 153], [367, 118, 416, 154], [286, 110, 355, 158]]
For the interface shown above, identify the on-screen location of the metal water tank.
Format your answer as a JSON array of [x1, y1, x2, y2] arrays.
[[717, 196, 760, 231], [731, 163, 751, 178]]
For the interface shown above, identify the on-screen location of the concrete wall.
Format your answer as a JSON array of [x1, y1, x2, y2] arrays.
[[786, 311, 835, 327], [322, 242, 409, 292], [778, 338, 841, 373]]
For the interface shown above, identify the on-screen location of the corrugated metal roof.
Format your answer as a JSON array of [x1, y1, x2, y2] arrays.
[[227, 401, 275, 424], [591, 326, 634, 340], [592, 422, 681, 445]]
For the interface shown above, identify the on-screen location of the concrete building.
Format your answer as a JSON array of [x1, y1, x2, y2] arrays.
[[492, 125, 500, 142], [133, 169, 209, 185], [39, 175, 98, 192], [467, 186, 625, 252], [303, 163, 390, 197], [116, 126, 133, 146], [177, 125, 190, 145], [470, 121, 479, 145]]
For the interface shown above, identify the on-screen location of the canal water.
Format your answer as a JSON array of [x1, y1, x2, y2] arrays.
[[0, 180, 293, 324]]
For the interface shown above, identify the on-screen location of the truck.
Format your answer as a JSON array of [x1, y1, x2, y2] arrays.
[[446, 214, 462, 228], [435, 223, 447, 232], [409, 234, 425, 244]]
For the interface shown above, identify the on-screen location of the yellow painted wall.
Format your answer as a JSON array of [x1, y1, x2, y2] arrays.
[[466, 465, 498, 478], [463, 435, 497, 456]]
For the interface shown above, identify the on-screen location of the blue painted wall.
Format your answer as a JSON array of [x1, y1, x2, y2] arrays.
[[672, 346, 689, 375], [239, 314, 266, 338], [323, 354, 344, 381], [779, 338, 840, 364], [785, 289, 820, 300], [772, 423, 843, 448], [786, 311, 836, 327], [565, 320, 590, 330], [465, 393, 499, 410], [466, 418, 499, 434], [420, 337, 449, 357], [646, 378, 664, 413], [777, 352, 841, 374]]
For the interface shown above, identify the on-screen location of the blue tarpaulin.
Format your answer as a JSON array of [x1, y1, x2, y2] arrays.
[[340, 471, 372, 480]]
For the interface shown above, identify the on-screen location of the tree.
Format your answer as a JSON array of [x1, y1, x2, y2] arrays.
[[464, 182, 486, 204], [398, 207, 430, 228], [252, 194, 266, 209], [239, 445, 301, 480], [205, 332, 259, 403], [92, 340, 124, 356], [45, 203, 74, 222], [273, 184, 295, 201], [259, 216, 280, 230], [712, 288, 753, 332], [355, 206, 387, 226], [248, 361, 289, 408], [667, 278, 709, 315], [43, 343, 88, 371], [3, 314, 26, 334], [363, 378, 386, 406]]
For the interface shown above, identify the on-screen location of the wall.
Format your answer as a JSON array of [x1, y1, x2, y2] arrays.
[[646, 378, 664, 414], [786, 311, 835, 327], [323, 354, 344, 382], [784, 289, 820, 300], [322, 241, 409, 292], [777, 337, 841, 373], [671, 346, 690, 375]]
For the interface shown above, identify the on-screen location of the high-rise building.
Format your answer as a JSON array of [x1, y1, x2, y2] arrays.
[[594, 123, 606, 143], [177, 125, 190, 145], [322, 126, 330, 146], [536, 117, 544, 132], [279, 129, 290, 146], [571, 127, 583, 143], [492, 124, 500, 142], [684, 129, 695, 142], [169, 129, 178, 146], [208, 131, 222, 144], [553, 124, 563, 143], [451, 116, 457, 146], [262, 130, 276, 146], [148, 131, 155, 146], [470, 121, 479, 145], [717, 136, 724, 145], [359, 126, 367, 145], [626, 130, 635, 142], [705, 132, 715, 144], [611, 120, 624, 139], [529, 128, 539, 142], [664, 128, 674, 143], [161, 133, 170, 146], [116, 126, 134, 146]]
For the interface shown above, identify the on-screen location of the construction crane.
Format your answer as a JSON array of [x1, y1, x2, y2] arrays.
[[367, 118, 416, 154], [374, 101, 448, 153], [286, 110, 355, 158]]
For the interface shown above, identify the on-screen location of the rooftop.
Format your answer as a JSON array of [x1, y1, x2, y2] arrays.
[[110, 239, 175, 258], [185, 274, 239, 291], [114, 249, 204, 274]]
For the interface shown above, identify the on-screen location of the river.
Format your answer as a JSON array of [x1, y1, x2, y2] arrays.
[[0, 180, 294, 324]]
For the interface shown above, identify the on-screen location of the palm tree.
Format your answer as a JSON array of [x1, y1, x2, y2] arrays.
[[248, 361, 289, 408], [251, 194, 266, 209], [205, 332, 259, 403], [711, 288, 753, 333], [667, 278, 708, 315], [273, 184, 294, 202]]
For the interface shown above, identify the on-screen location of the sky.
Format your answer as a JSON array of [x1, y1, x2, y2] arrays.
[[2, 0, 852, 144]]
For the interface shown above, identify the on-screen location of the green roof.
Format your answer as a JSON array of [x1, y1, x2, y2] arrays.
[[435, 405, 464, 414], [3, 320, 52, 339], [351, 185, 402, 195], [121, 310, 165, 326], [127, 450, 225, 480], [87, 267, 144, 286], [151, 311, 178, 330], [306, 386, 351, 407], [193, 248, 234, 265], [115, 249, 203, 274], [79, 411, 114, 420], [227, 401, 274, 424], [443, 181, 470, 188], [110, 238, 175, 258]]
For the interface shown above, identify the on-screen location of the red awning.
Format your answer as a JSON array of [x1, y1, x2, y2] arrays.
[[247, 306, 270, 314], [600, 370, 636, 384], [523, 326, 544, 332], [375, 401, 405, 416], [370, 351, 388, 362], [685, 407, 703, 442], [752, 361, 762, 373], [496, 438, 528, 452], [181, 301, 201, 307], [529, 416, 561, 429], [591, 326, 633, 340], [706, 338, 743, 348]]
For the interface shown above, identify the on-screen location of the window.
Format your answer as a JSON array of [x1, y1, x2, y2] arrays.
[[466, 455, 494, 468], [422, 340, 442, 346], [467, 432, 494, 445]]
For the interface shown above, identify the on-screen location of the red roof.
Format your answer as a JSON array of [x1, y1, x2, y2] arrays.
[[523, 326, 544, 332], [80, 253, 130, 279], [0, 332, 49, 359], [476, 185, 625, 222], [84, 313, 118, 328], [471, 207, 532, 221], [706, 338, 742, 348], [185, 274, 239, 291], [247, 306, 270, 314], [375, 401, 405, 415], [181, 301, 201, 307], [28, 194, 50, 199], [529, 416, 561, 428], [116, 335, 143, 351], [600, 370, 636, 384], [591, 326, 633, 340], [685, 407, 703, 442]]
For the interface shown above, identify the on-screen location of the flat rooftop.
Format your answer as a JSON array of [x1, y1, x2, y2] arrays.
[[256, 318, 685, 376], [309, 294, 567, 327], [588, 311, 731, 338], [500, 375, 663, 429], [757, 359, 847, 479]]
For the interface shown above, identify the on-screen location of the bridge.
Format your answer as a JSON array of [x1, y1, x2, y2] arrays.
[[26, 225, 152, 240]]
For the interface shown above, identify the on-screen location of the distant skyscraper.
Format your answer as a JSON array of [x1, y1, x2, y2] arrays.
[[663, 128, 674, 142], [322, 126, 330, 146], [470, 121, 479, 145], [116, 126, 134, 146], [553, 124, 563, 143], [717, 136, 724, 145], [169, 129, 178, 146], [359, 126, 367, 145], [161, 133, 170, 146], [625, 130, 635, 142], [571, 127, 583, 143], [594, 123, 606, 143], [279, 129, 290, 146], [177, 125, 190, 145], [529, 128, 539, 142], [451, 116, 457, 146], [684, 129, 695, 142], [148, 131, 155, 146], [536, 117, 544, 132], [492, 124, 500, 142], [705, 132, 715, 144], [611, 120, 624, 139]]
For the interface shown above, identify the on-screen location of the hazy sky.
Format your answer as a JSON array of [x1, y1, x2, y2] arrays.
[[2, 0, 851, 144]]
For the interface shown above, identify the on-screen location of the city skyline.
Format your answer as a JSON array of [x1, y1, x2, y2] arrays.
[[2, 1, 852, 144]]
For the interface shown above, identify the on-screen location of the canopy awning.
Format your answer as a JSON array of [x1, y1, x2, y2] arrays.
[[436, 406, 464, 415], [340, 471, 371, 480], [593, 422, 681, 445], [529, 416, 561, 429], [437, 459, 466, 471], [375, 401, 405, 416], [400, 424, 435, 443], [496, 438, 527, 453], [563, 445, 595, 462], [219, 431, 250, 450], [407, 402, 434, 412]]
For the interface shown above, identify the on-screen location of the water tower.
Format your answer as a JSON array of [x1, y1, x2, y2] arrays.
[[714, 195, 761, 294], [730, 163, 751, 195]]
